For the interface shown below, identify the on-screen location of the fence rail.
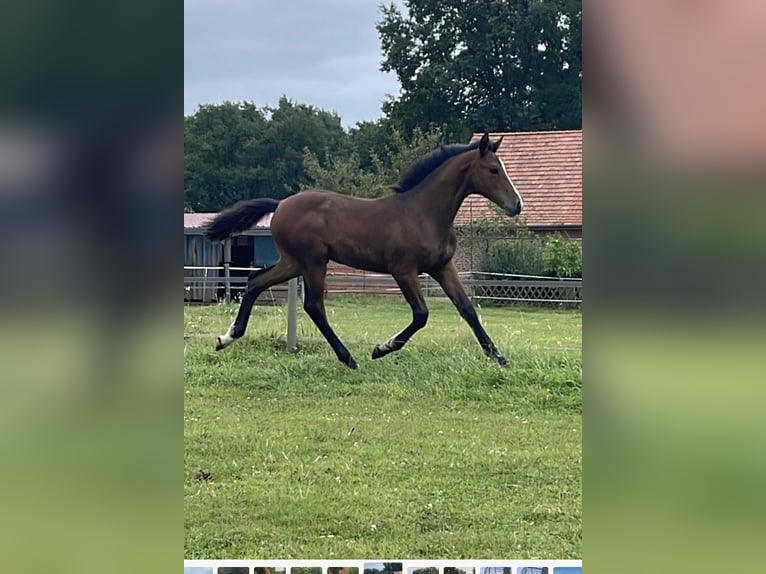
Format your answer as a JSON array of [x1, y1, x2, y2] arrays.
[[184, 266, 581, 306]]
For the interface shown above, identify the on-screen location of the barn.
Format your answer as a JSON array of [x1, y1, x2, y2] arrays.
[[184, 212, 279, 302], [458, 129, 582, 238]]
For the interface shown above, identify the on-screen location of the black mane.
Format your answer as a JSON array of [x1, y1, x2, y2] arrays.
[[391, 142, 479, 193]]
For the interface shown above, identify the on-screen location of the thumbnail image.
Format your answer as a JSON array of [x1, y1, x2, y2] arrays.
[[364, 563, 403, 574]]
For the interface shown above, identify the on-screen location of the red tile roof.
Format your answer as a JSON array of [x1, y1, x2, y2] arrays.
[[456, 130, 582, 228]]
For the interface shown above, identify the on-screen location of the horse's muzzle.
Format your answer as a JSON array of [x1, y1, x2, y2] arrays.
[[505, 204, 522, 217]]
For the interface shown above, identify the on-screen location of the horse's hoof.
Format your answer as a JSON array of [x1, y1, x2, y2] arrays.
[[345, 356, 358, 370], [497, 355, 509, 368], [215, 337, 225, 351], [371, 345, 386, 360]]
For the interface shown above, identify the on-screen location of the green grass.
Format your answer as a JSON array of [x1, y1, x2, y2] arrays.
[[184, 296, 581, 559]]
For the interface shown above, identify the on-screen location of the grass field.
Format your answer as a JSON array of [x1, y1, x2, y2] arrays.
[[184, 296, 581, 559]]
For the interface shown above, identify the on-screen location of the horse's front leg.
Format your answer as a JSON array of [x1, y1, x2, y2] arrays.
[[429, 261, 508, 366]]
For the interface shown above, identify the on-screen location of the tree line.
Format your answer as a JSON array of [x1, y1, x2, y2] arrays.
[[184, 0, 581, 213]]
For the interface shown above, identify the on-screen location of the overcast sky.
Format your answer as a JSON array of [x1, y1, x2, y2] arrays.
[[184, 0, 402, 127]]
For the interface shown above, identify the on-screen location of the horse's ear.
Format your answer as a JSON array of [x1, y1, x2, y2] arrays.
[[479, 132, 490, 156], [491, 135, 504, 153]]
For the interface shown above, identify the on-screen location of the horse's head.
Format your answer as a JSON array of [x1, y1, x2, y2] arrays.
[[468, 132, 523, 217]]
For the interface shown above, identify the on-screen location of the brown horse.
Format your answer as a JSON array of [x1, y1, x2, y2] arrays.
[[205, 133, 523, 369]]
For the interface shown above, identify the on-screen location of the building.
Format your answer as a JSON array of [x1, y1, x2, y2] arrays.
[[184, 212, 278, 302], [457, 130, 582, 238]]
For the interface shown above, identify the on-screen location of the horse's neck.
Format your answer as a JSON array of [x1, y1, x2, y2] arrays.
[[406, 165, 470, 229]]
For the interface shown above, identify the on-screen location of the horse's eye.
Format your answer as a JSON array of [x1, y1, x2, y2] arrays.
[[489, 167, 499, 176]]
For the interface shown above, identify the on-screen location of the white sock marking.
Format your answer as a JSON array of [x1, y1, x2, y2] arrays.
[[499, 157, 523, 211]]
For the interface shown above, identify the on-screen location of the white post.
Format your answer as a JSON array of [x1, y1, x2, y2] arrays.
[[287, 277, 298, 352], [223, 238, 232, 303]]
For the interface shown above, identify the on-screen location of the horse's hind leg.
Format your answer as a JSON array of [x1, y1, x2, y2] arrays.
[[430, 261, 508, 366], [371, 271, 428, 360], [215, 258, 299, 350], [301, 264, 357, 369]]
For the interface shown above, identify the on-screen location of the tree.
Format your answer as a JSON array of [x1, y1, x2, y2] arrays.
[[184, 101, 268, 211], [377, 0, 581, 139], [346, 118, 396, 172], [184, 98, 347, 212], [261, 96, 348, 196], [303, 126, 444, 198]]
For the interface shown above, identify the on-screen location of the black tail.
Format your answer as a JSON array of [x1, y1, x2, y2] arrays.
[[204, 198, 280, 242]]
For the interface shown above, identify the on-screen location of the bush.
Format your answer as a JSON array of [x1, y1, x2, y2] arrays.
[[542, 237, 582, 277], [482, 236, 546, 276], [476, 232, 581, 307], [481, 235, 581, 278]]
